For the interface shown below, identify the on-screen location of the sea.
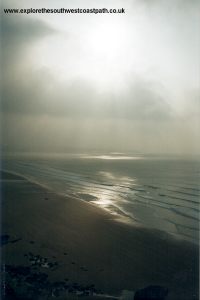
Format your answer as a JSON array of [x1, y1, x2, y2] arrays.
[[1, 152, 200, 245]]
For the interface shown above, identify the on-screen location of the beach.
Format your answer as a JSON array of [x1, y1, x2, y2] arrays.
[[1, 171, 199, 300], [1, 0, 199, 297]]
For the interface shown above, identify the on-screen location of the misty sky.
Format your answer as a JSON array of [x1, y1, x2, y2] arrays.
[[1, 0, 200, 154]]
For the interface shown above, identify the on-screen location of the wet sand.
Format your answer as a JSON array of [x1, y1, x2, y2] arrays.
[[1, 171, 199, 299]]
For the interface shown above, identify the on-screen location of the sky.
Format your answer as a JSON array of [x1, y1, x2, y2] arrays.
[[1, 0, 200, 154]]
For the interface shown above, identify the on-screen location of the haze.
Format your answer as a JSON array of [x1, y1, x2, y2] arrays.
[[1, 0, 200, 154]]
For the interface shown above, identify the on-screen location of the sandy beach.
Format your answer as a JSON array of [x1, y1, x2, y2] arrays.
[[1, 171, 199, 300]]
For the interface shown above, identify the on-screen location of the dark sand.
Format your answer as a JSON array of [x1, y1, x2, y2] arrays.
[[1, 171, 199, 299]]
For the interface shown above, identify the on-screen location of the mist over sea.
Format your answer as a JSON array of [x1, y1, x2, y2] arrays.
[[2, 153, 200, 244]]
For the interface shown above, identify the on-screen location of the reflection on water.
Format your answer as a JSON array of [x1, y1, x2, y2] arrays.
[[92, 193, 113, 208], [81, 155, 143, 160], [2, 153, 200, 244]]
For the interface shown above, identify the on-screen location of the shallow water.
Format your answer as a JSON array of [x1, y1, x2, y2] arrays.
[[2, 153, 200, 244]]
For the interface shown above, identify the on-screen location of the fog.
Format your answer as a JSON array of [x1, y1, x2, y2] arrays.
[[1, 0, 200, 154]]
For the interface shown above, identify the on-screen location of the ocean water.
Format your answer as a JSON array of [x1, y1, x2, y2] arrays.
[[2, 153, 200, 244]]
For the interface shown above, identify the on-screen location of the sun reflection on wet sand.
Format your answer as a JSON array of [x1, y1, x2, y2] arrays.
[[91, 191, 113, 209], [81, 172, 139, 220]]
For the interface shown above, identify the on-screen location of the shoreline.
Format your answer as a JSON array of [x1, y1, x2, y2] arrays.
[[1, 171, 199, 299], [1, 169, 198, 246]]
